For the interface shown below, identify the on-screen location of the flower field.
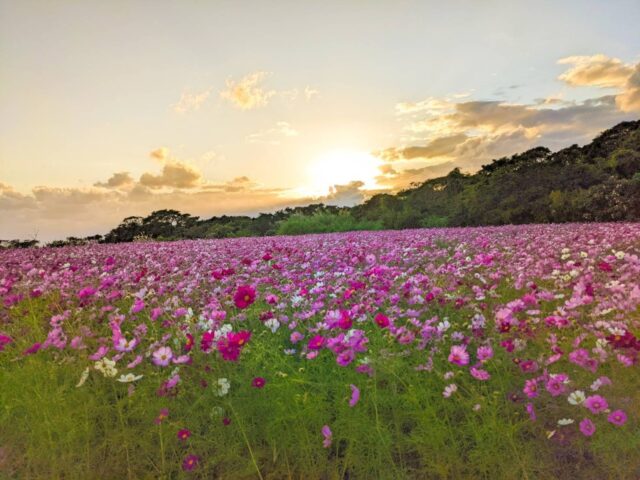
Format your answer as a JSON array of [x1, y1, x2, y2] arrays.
[[1, 224, 639, 479]]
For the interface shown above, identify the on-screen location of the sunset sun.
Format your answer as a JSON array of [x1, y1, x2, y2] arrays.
[[307, 149, 382, 195]]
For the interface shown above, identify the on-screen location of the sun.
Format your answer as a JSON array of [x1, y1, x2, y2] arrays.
[[306, 149, 381, 196]]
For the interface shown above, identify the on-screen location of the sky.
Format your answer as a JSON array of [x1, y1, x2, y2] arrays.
[[1, 0, 639, 241]]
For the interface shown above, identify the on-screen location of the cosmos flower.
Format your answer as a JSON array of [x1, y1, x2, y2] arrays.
[[349, 384, 360, 407], [154, 408, 169, 425], [252, 377, 266, 388], [321, 425, 332, 448], [443, 384, 458, 398], [0, 334, 12, 351], [307, 335, 325, 350], [234, 285, 256, 309], [152, 346, 173, 367], [579, 418, 595, 436], [448, 345, 469, 366], [177, 429, 191, 441], [607, 410, 627, 426], [182, 454, 200, 471], [116, 373, 143, 383], [584, 395, 608, 414], [374, 313, 390, 328]]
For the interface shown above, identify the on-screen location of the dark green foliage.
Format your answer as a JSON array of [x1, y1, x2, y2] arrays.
[[356, 120, 640, 228], [276, 212, 382, 235]]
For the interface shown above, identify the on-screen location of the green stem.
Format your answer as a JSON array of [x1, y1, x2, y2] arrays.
[[228, 402, 264, 480]]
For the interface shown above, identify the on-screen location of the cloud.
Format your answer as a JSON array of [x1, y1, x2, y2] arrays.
[[150, 147, 170, 161], [94, 172, 134, 189], [318, 181, 366, 207], [139, 161, 203, 189], [395, 97, 452, 115], [558, 54, 634, 89], [172, 88, 211, 114], [0, 176, 297, 241], [375, 54, 640, 191], [616, 64, 640, 113], [558, 54, 640, 113], [304, 86, 320, 100], [220, 72, 275, 110], [375, 134, 468, 162], [246, 121, 299, 144]]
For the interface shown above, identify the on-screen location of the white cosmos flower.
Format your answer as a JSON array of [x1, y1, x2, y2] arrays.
[[437, 320, 451, 333], [117, 373, 143, 383], [264, 318, 280, 333], [557, 418, 574, 426], [76, 367, 90, 388], [216, 378, 231, 397], [567, 390, 586, 405]]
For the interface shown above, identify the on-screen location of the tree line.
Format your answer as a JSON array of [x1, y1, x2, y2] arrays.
[[3, 120, 639, 248]]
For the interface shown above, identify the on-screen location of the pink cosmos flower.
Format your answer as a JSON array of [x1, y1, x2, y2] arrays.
[[584, 395, 608, 414], [476, 345, 493, 362], [526, 403, 536, 421], [523, 379, 539, 398], [349, 384, 360, 407], [127, 355, 143, 369], [448, 345, 470, 366], [336, 349, 355, 367], [130, 298, 145, 314], [252, 377, 266, 388], [152, 346, 173, 367], [443, 383, 458, 398], [607, 410, 627, 426], [290, 331, 304, 344], [234, 285, 256, 309], [470, 366, 490, 381], [154, 408, 169, 425], [545, 377, 567, 397], [579, 418, 596, 437], [177, 429, 191, 441], [321, 425, 332, 448], [88, 345, 108, 360]]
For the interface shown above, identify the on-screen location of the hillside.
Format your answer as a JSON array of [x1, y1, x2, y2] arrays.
[[352, 120, 640, 228]]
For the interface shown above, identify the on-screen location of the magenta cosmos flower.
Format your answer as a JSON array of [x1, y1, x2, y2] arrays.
[[233, 285, 256, 309], [182, 454, 200, 471], [607, 410, 627, 426], [177, 429, 191, 441], [0, 334, 12, 351], [374, 313, 390, 328], [307, 335, 325, 350], [584, 395, 608, 414], [152, 346, 173, 367], [252, 377, 266, 388], [448, 345, 470, 366]]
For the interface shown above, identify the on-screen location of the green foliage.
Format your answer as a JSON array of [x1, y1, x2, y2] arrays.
[[277, 212, 382, 235]]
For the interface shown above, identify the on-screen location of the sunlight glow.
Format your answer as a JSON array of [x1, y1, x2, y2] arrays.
[[305, 149, 382, 196]]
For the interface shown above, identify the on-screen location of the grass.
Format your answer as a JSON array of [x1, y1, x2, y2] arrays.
[[2, 293, 639, 479]]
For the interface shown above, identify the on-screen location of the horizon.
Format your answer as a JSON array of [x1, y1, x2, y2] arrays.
[[1, 1, 640, 241]]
